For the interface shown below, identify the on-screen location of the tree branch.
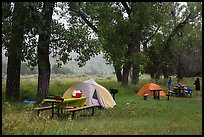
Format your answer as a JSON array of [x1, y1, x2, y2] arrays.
[[121, 2, 131, 16], [142, 26, 160, 51], [160, 12, 197, 63], [167, 13, 192, 42], [69, 7, 98, 33]]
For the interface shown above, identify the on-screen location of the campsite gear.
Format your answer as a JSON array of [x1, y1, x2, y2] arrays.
[[109, 89, 118, 101], [55, 95, 62, 100], [63, 79, 116, 108], [23, 99, 37, 104], [187, 88, 193, 98], [136, 83, 166, 97], [188, 88, 192, 93], [72, 90, 82, 98]]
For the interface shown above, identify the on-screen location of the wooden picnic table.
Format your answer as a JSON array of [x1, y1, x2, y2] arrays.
[[35, 97, 87, 118], [150, 89, 162, 100]]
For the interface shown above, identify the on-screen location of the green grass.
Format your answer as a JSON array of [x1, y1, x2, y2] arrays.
[[2, 76, 202, 135]]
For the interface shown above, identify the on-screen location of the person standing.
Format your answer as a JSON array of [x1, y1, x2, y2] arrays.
[[168, 77, 172, 91], [194, 77, 200, 96]]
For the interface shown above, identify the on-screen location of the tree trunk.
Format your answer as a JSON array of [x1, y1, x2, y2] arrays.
[[36, 2, 54, 102], [131, 41, 140, 85], [176, 55, 183, 81], [121, 40, 136, 86], [131, 64, 140, 85], [113, 64, 122, 82], [162, 68, 169, 78], [150, 73, 154, 79], [155, 71, 161, 84], [5, 2, 24, 101], [121, 62, 132, 85], [6, 55, 21, 101]]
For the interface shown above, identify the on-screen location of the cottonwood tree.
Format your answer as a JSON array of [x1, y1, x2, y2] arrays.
[[143, 2, 202, 82], [36, 2, 100, 101], [36, 2, 55, 102], [67, 2, 169, 85], [2, 2, 101, 101], [2, 2, 55, 102], [53, 2, 201, 85], [170, 6, 202, 79], [162, 3, 201, 81], [2, 2, 36, 101], [50, 2, 101, 68], [2, 2, 54, 101]]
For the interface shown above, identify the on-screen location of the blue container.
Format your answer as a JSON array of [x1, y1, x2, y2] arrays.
[[23, 99, 37, 104], [188, 88, 192, 93]]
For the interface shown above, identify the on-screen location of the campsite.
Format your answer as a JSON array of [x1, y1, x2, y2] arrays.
[[2, 2, 202, 135], [2, 76, 202, 135]]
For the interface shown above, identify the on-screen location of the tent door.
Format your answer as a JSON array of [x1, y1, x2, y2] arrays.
[[91, 89, 100, 106]]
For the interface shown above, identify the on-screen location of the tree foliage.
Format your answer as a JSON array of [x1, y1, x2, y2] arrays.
[[144, 2, 202, 79], [50, 2, 101, 68]]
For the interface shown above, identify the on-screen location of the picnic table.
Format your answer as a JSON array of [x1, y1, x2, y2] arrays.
[[150, 89, 162, 100], [173, 85, 188, 96], [170, 84, 192, 98], [34, 97, 87, 118]]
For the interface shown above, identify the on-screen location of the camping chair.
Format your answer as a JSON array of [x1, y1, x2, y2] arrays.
[[109, 89, 118, 101]]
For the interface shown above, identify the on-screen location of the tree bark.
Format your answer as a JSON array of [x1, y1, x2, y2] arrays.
[[6, 55, 21, 101], [121, 62, 132, 85], [155, 71, 161, 84], [176, 55, 184, 81], [113, 65, 122, 82], [121, 42, 135, 85], [131, 64, 140, 85], [36, 2, 55, 102], [162, 69, 169, 78], [131, 39, 141, 85], [5, 2, 24, 101]]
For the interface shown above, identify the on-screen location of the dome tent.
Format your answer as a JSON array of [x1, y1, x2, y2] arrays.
[[63, 79, 116, 108]]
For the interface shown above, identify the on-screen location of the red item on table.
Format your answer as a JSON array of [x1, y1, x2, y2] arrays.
[[55, 95, 61, 100], [72, 93, 81, 98]]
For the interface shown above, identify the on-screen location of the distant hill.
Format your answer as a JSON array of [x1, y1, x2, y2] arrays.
[[51, 52, 115, 76], [2, 49, 115, 76]]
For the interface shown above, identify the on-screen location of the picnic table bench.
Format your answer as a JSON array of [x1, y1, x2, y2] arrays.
[[33, 105, 57, 116], [64, 105, 97, 119], [33, 105, 76, 116]]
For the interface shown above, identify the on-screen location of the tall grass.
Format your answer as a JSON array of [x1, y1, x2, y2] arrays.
[[2, 76, 202, 135]]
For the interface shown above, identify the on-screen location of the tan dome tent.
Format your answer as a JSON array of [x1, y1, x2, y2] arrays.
[[63, 79, 116, 108], [136, 83, 166, 96]]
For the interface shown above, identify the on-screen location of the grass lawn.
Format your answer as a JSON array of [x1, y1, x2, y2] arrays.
[[2, 76, 202, 135]]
